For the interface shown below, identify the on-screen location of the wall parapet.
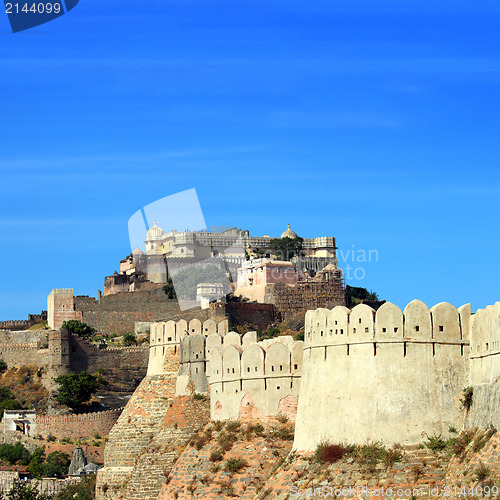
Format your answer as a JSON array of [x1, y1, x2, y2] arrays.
[[36, 409, 122, 440], [294, 300, 473, 451]]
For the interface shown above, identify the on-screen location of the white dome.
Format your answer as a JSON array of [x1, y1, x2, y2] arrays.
[[280, 224, 297, 239], [146, 221, 164, 241]]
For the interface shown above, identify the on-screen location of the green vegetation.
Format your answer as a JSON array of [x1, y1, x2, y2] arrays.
[[0, 479, 53, 499], [0, 360, 7, 373], [269, 236, 303, 261], [0, 442, 31, 465], [121, 332, 137, 346], [209, 449, 224, 462], [0, 386, 23, 414], [27, 448, 70, 478], [425, 434, 447, 452], [61, 320, 96, 340], [170, 264, 229, 300], [55, 371, 100, 411], [313, 440, 402, 469], [313, 441, 346, 464], [474, 462, 491, 482], [162, 278, 177, 299], [460, 386, 474, 412], [224, 457, 247, 474], [55, 475, 96, 500], [345, 285, 381, 308]]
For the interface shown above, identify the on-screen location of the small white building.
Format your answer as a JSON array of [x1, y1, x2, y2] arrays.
[[2, 410, 36, 437], [196, 283, 226, 309]]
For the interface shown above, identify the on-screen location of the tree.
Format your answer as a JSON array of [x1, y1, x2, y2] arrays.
[[345, 285, 382, 308], [0, 359, 7, 372], [0, 442, 31, 466], [1, 480, 53, 500], [162, 278, 177, 299], [60, 320, 96, 340], [55, 475, 96, 500], [122, 332, 136, 346], [55, 372, 100, 411], [0, 386, 23, 414], [270, 236, 304, 261]]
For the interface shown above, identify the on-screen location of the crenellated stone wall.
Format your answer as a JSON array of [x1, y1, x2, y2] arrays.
[[293, 300, 471, 450], [36, 409, 122, 440]]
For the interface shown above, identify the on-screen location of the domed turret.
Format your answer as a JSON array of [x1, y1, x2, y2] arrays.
[[281, 223, 298, 239], [146, 220, 164, 241]]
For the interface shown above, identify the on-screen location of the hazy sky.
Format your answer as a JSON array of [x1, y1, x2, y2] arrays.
[[1, 0, 499, 320]]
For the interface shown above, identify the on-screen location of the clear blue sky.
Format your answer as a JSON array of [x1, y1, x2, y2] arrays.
[[1, 0, 499, 320]]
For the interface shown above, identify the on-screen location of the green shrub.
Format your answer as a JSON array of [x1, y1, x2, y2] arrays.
[[47, 434, 56, 442], [246, 422, 265, 437], [224, 458, 247, 474], [475, 462, 490, 482], [425, 434, 447, 452], [268, 426, 294, 441], [209, 449, 224, 462], [217, 432, 237, 452], [225, 421, 241, 433], [193, 393, 207, 401], [460, 387, 474, 412], [213, 421, 224, 432], [61, 320, 96, 340], [276, 414, 288, 424], [0, 442, 31, 465], [122, 332, 137, 346], [0, 359, 7, 372], [382, 445, 404, 467]]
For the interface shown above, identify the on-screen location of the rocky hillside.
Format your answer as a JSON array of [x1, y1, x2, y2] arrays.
[[148, 422, 500, 499]]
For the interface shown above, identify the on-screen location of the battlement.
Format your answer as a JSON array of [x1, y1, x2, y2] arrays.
[[147, 318, 228, 376], [304, 300, 471, 349], [174, 330, 303, 421], [36, 409, 122, 440], [294, 300, 487, 451]]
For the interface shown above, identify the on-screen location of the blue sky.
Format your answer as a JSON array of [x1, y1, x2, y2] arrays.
[[1, 0, 499, 320]]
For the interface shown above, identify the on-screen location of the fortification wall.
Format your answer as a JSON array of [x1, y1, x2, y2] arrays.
[[206, 332, 303, 421], [67, 335, 149, 374], [0, 330, 48, 345], [148, 318, 228, 376], [96, 345, 180, 499], [47, 289, 82, 330], [0, 343, 41, 367], [224, 302, 277, 331], [0, 320, 29, 331], [294, 300, 470, 450], [35, 409, 122, 440], [75, 290, 182, 335], [266, 279, 345, 320], [466, 301, 500, 429]]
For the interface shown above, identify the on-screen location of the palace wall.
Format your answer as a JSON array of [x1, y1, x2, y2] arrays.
[[208, 333, 303, 421], [466, 301, 500, 429], [36, 409, 122, 441], [293, 300, 470, 450]]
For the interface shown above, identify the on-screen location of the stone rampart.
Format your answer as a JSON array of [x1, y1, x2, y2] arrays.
[[148, 318, 228, 376], [266, 278, 345, 320], [293, 300, 471, 450], [0, 330, 48, 345], [0, 343, 41, 367], [209, 333, 303, 421], [96, 343, 180, 499], [466, 301, 500, 429], [75, 290, 182, 335], [35, 409, 122, 440]]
